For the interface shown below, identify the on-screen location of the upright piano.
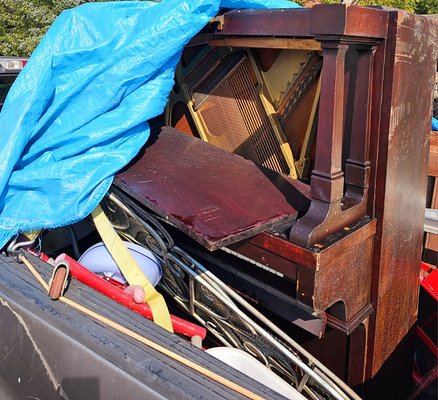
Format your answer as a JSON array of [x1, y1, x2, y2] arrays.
[[115, 5, 438, 397]]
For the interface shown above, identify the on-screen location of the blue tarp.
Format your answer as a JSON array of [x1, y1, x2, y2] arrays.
[[0, 0, 300, 248], [433, 117, 438, 131]]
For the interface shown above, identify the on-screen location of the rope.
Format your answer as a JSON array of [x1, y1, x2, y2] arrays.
[[20, 254, 265, 400]]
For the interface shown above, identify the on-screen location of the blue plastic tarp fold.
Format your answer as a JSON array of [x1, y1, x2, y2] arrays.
[[0, 0, 300, 248]]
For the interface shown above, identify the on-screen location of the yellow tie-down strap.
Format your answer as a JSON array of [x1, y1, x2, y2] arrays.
[[91, 204, 173, 333]]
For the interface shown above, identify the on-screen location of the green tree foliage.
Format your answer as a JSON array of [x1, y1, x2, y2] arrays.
[[0, 0, 95, 56], [1, 0, 52, 56], [356, 0, 417, 13], [299, 0, 433, 14], [0, 0, 436, 56], [415, 0, 438, 14], [0, 0, 153, 56], [348, 0, 435, 14]]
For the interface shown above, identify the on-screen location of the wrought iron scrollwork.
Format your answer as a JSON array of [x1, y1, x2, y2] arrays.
[[103, 187, 360, 400]]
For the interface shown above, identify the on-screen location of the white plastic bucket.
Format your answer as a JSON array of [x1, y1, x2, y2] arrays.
[[78, 241, 162, 286], [206, 347, 306, 399]]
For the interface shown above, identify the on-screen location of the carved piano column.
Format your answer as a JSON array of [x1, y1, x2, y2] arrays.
[[308, 41, 347, 211], [290, 39, 378, 247], [344, 45, 374, 208]]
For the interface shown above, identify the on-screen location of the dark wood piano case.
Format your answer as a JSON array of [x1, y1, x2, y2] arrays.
[[117, 5, 437, 398]]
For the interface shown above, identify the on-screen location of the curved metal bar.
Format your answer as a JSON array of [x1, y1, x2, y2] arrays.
[[105, 186, 360, 400]]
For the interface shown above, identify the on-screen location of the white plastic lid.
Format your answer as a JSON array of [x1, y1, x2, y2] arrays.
[[78, 241, 162, 286], [206, 347, 306, 399]]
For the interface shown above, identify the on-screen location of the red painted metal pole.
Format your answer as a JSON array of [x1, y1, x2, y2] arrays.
[[56, 253, 206, 339]]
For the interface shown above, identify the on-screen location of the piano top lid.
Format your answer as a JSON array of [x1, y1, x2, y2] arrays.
[[215, 5, 388, 40], [116, 126, 299, 251]]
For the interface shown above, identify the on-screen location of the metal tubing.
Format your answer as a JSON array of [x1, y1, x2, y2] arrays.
[[57, 253, 206, 340]]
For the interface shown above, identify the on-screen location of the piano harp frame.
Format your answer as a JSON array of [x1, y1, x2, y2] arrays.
[[166, 46, 299, 178]]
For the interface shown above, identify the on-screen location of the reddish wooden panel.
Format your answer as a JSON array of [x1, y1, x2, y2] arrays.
[[310, 5, 388, 39], [217, 6, 388, 40], [238, 218, 375, 272], [217, 9, 313, 38], [312, 235, 374, 321], [367, 11, 438, 378], [116, 127, 298, 251], [347, 323, 367, 386]]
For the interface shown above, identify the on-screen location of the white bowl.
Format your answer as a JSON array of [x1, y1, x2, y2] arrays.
[[78, 241, 162, 286], [206, 347, 306, 399]]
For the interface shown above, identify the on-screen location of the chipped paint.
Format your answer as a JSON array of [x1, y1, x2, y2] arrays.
[[389, 101, 411, 134]]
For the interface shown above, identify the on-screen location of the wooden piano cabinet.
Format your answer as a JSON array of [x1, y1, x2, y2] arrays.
[[217, 5, 438, 392], [231, 218, 376, 334], [288, 6, 437, 386], [123, 5, 437, 396], [229, 218, 375, 388]]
